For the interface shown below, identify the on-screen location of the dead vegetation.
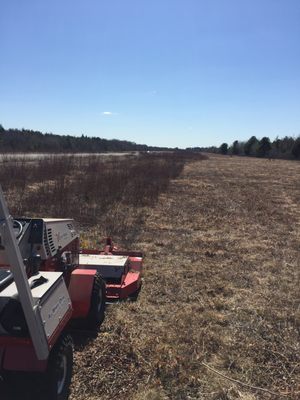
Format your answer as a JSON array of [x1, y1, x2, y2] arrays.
[[71, 154, 299, 400], [0, 152, 202, 246], [1, 152, 299, 399]]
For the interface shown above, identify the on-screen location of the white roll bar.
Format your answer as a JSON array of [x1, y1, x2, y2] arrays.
[[0, 186, 49, 360]]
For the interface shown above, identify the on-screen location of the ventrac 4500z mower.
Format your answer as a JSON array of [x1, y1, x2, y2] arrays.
[[0, 187, 143, 400]]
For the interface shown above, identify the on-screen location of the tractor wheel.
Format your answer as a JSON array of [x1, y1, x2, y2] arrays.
[[87, 273, 106, 329], [45, 333, 73, 400]]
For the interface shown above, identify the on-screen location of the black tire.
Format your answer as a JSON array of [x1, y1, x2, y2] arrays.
[[87, 273, 106, 329], [45, 333, 73, 400]]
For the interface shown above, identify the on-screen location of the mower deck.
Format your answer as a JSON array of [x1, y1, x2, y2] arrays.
[[79, 250, 143, 300]]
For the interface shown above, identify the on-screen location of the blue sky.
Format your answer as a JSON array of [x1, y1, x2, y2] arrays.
[[1, 0, 300, 148]]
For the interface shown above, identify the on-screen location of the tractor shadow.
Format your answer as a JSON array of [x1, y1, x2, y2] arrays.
[[0, 372, 49, 400]]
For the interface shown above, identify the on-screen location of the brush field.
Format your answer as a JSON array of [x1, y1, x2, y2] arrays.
[[71, 155, 299, 400], [1, 153, 299, 399]]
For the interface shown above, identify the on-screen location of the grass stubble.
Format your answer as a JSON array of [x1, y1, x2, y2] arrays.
[[0, 153, 299, 399], [71, 155, 299, 400]]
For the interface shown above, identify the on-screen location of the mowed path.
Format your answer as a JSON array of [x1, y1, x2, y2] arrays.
[[71, 155, 300, 400]]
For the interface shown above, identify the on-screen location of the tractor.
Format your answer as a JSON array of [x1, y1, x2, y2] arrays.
[[0, 186, 143, 399]]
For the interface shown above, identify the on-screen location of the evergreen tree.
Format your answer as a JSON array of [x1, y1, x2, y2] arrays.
[[257, 137, 271, 157], [232, 140, 240, 155], [219, 143, 228, 155], [244, 136, 258, 156], [292, 137, 300, 159]]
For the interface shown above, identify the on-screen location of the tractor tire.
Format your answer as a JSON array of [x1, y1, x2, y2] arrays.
[[45, 333, 73, 400], [87, 273, 106, 329]]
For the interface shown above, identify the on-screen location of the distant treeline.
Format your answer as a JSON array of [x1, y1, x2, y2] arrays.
[[0, 125, 167, 153], [189, 135, 300, 160]]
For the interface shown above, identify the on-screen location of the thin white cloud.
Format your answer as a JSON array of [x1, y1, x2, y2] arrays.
[[102, 111, 113, 115]]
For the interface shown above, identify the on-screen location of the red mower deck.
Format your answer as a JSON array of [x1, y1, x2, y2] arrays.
[[80, 245, 143, 300]]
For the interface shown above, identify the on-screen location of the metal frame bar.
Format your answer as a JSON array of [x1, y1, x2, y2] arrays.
[[0, 186, 49, 360]]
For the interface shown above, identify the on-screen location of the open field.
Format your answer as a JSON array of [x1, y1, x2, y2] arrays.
[[0, 152, 139, 162], [0, 152, 190, 245], [70, 154, 299, 400], [1, 153, 299, 399]]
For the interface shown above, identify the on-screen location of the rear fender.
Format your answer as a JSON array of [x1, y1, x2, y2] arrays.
[[68, 269, 97, 319]]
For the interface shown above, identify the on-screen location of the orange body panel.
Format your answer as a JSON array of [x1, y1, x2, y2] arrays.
[[0, 299, 72, 372], [2, 343, 47, 372]]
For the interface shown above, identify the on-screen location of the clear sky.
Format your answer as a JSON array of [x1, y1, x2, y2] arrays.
[[1, 0, 300, 148]]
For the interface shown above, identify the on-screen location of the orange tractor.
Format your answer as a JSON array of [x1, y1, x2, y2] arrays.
[[0, 187, 143, 399]]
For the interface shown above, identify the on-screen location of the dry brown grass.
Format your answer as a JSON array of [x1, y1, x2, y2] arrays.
[[70, 155, 299, 400], [0, 152, 195, 246], [1, 153, 299, 399]]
